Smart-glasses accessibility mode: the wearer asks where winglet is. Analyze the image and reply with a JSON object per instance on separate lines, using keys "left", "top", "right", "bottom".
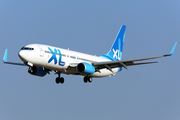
{"left": 3, "top": 49, "right": 25, "bottom": 66}
{"left": 168, "top": 42, "right": 177, "bottom": 56}
{"left": 3, "top": 49, "right": 8, "bottom": 62}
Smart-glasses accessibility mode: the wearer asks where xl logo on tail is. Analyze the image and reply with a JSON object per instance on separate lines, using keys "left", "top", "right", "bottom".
{"left": 113, "top": 49, "right": 120, "bottom": 60}
{"left": 48, "top": 47, "right": 65, "bottom": 66}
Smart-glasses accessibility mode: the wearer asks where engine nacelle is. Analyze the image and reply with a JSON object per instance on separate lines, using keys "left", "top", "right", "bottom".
{"left": 76, "top": 62, "right": 95, "bottom": 75}
{"left": 28, "top": 66, "right": 47, "bottom": 77}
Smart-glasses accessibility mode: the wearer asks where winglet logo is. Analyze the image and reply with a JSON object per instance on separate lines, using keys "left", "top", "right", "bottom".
{"left": 48, "top": 47, "right": 65, "bottom": 66}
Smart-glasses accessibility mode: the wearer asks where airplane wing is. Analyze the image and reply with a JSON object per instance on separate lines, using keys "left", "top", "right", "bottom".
{"left": 3, "top": 49, "right": 25, "bottom": 66}
{"left": 92, "top": 42, "right": 177, "bottom": 71}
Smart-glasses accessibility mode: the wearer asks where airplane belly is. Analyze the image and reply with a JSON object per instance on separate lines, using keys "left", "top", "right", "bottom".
{"left": 91, "top": 68, "right": 119, "bottom": 77}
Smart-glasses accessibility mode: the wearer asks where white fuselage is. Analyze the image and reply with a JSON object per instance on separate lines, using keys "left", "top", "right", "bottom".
{"left": 18, "top": 44, "right": 120, "bottom": 77}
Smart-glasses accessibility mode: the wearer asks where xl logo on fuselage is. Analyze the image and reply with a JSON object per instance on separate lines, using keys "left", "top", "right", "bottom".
{"left": 48, "top": 47, "right": 65, "bottom": 66}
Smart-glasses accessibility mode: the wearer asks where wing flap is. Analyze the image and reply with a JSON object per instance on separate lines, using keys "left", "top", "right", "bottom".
{"left": 125, "top": 61, "right": 159, "bottom": 66}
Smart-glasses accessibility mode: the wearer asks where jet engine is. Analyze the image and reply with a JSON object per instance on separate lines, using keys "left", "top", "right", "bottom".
{"left": 28, "top": 66, "right": 47, "bottom": 77}
{"left": 76, "top": 62, "right": 95, "bottom": 75}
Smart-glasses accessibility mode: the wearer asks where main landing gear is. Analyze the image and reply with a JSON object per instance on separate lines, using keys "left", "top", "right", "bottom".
{"left": 55, "top": 72, "right": 93, "bottom": 84}
{"left": 84, "top": 76, "right": 92, "bottom": 83}
{"left": 55, "top": 72, "right": 64, "bottom": 84}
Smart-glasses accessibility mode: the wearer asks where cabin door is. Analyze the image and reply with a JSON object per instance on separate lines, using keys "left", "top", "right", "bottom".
{"left": 38, "top": 45, "right": 44, "bottom": 57}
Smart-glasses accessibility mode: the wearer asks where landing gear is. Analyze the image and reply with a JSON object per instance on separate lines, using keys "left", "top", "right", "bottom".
{"left": 84, "top": 76, "right": 88, "bottom": 83}
{"left": 55, "top": 72, "right": 64, "bottom": 84}
{"left": 84, "top": 76, "right": 92, "bottom": 83}
{"left": 55, "top": 77, "right": 64, "bottom": 84}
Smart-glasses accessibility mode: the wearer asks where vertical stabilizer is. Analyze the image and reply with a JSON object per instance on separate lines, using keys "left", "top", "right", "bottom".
{"left": 100, "top": 25, "right": 126, "bottom": 61}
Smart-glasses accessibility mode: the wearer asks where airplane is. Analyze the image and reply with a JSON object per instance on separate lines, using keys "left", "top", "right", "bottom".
{"left": 3, "top": 25, "right": 177, "bottom": 84}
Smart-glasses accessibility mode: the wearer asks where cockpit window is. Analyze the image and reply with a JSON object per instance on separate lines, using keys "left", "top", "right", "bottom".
{"left": 21, "top": 47, "right": 34, "bottom": 50}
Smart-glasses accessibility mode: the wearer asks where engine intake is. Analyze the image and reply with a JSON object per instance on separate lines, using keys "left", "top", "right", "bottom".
{"left": 76, "top": 62, "right": 95, "bottom": 75}
{"left": 28, "top": 66, "right": 47, "bottom": 77}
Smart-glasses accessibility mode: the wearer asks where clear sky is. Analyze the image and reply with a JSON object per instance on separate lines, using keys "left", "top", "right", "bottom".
{"left": 0, "top": 0, "right": 180, "bottom": 120}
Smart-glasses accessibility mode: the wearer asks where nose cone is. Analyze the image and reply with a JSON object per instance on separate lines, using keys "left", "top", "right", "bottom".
{"left": 18, "top": 50, "right": 26, "bottom": 62}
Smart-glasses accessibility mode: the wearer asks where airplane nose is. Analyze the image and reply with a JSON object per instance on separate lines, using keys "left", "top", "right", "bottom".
{"left": 18, "top": 50, "right": 25, "bottom": 61}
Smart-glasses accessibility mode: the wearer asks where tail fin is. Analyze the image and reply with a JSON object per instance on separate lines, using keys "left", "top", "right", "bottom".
{"left": 100, "top": 25, "right": 126, "bottom": 61}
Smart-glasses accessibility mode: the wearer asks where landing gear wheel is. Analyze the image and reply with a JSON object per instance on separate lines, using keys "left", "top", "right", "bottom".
{"left": 84, "top": 76, "right": 88, "bottom": 83}
{"left": 88, "top": 77, "right": 92, "bottom": 83}
{"left": 60, "top": 77, "right": 64, "bottom": 84}
{"left": 55, "top": 72, "right": 65, "bottom": 84}
{"left": 84, "top": 76, "right": 92, "bottom": 83}
{"left": 56, "top": 77, "right": 60, "bottom": 84}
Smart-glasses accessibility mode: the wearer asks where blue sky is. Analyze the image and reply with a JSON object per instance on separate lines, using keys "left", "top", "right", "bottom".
{"left": 0, "top": 0, "right": 180, "bottom": 120}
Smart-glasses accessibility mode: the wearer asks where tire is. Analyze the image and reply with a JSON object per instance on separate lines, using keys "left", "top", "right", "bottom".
{"left": 88, "top": 77, "right": 92, "bottom": 83}
{"left": 84, "top": 76, "right": 88, "bottom": 83}
{"left": 60, "top": 77, "right": 64, "bottom": 84}
{"left": 55, "top": 77, "right": 60, "bottom": 84}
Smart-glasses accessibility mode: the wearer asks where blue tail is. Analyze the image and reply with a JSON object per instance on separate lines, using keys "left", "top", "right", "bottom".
{"left": 100, "top": 25, "right": 126, "bottom": 61}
